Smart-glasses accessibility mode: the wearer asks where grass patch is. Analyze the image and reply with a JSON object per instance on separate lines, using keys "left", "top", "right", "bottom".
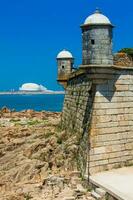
{"left": 24, "top": 193, "right": 33, "bottom": 200}
{"left": 10, "top": 119, "right": 20, "bottom": 123}
{"left": 57, "top": 137, "right": 63, "bottom": 144}
{"left": 125, "top": 162, "right": 133, "bottom": 167}
{"left": 55, "top": 122, "right": 62, "bottom": 133}
{"left": 45, "top": 131, "right": 53, "bottom": 139}
{"left": 27, "top": 120, "right": 41, "bottom": 126}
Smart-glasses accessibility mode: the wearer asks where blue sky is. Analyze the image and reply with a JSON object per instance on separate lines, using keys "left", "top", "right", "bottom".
{"left": 0, "top": 0, "right": 132, "bottom": 91}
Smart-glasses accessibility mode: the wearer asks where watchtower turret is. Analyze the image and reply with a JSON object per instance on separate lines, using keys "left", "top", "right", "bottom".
{"left": 81, "top": 9, "right": 114, "bottom": 66}
{"left": 57, "top": 49, "right": 74, "bottom": 88}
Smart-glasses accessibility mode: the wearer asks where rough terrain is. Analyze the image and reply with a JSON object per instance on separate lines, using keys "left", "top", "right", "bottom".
{"left": 114, "top": 52, "right": 133, "bottom": 66}
{"left": 0, "top": 108, "right": 95, "bottom": 200}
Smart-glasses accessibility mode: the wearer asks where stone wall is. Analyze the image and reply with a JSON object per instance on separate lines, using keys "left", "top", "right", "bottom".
{"left": 57, "top": 59, "right": 73, "bottom": 80}
{"left": 62, "top": 66, "right": 133, "bottom": 176}
{"left": 89, "top": 68, "right": 133, "bottom": 174}
{"left": 82, "top": 26, "right": 113, "bottom": 65}
{"left": 61, "top": 73, "right": 93, "bottom": 175}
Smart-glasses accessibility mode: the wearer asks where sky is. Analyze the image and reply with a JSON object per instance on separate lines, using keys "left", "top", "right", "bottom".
{"left": 0, "top": 0, "right": 132, "bottom": 91}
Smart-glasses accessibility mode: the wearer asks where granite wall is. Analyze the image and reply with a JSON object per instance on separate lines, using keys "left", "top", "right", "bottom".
{"left": 89, "top": 68, "right": 133, "bottom": 174}
{"left": 57, "top": 59, "right": 73, "bottom": 80}
{"left": 61, "top": 73, "right": 93, "bottom": 175}
{"left": 82, "top": 26, "right": 113, "bottom": 65}
{"left": 62, "top": 66, "right": 133, "bottom": 175}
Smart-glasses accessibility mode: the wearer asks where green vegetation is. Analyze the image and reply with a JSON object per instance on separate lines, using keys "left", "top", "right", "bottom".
{"left": 24, "top": 193, "right": 33, "bottom": 200}
{"left": 55, "top": 122, "right": 62, "bottom": 132}
{"left": 27, "top": 120, "right": 41, "bottom": 126}
{"left": 45, "top": 131, "right": 53, "bottom": 138}
{"left": 57, "top": 137, "right": 63, "bottom": 144}
{"left": 125, "top": 162, "right": 133, "bottom": 167}
{"left": 10, "top": 119, "right": 20, "bottom": 123}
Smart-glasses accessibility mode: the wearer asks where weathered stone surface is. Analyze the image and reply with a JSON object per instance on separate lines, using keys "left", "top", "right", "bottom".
{"left": 0, "top": 110, "right": 96, "bottom": 200}
{"left": 62, "top": 66, "right": 133, "bottom": 175}
{"left": 82, "top": 26, "right": 113, "bottom": 65}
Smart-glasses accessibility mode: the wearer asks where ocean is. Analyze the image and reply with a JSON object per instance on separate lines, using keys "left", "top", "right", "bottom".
{"left": 0, "top": 94, "right": 65, "bottom": 112}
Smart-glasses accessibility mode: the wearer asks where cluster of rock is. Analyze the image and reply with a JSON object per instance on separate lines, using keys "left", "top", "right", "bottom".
{"left": 0, "top": 109, "right": 96, "bottom": 200}
{"left": 114, "top": 52, "right": 133, "bottom": 66}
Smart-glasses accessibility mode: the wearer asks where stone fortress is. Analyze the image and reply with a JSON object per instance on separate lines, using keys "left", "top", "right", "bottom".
{"left": 56, "top": 9, "right": 133, "bottom": 176}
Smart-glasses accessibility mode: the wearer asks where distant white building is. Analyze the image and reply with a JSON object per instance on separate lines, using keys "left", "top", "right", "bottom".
{"left": 19, "top": 83, "right": 47, "bottom": 92}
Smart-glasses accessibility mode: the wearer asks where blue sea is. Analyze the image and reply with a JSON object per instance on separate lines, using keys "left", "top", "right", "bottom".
{"left": 0, "top": 94, "right": 65, "bottom": 112}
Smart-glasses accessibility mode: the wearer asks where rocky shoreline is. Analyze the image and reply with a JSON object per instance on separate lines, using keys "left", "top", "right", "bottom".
{"left": 0, "top": 108, "right": 95, "bottom": 200}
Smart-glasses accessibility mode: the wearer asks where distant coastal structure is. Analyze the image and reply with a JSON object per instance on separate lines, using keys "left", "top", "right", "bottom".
{"left": 0, "top": 82, "right": 65, "bottom": 95}
{"left": 17, "top": 83, "right": 64, "bottom": 94}
{"left": 19, "top": 83, "right": 47, "bottom": 92}
{"left": 57, "top": 9, "right": 133, "bottom": 177}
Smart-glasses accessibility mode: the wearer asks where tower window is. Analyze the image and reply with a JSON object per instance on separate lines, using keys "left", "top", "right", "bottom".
{"left": 91, "top": 39, "right": 95, "bottom": 45}
{"left": 62, "top": 65, "right": 65, "bottom": 69}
